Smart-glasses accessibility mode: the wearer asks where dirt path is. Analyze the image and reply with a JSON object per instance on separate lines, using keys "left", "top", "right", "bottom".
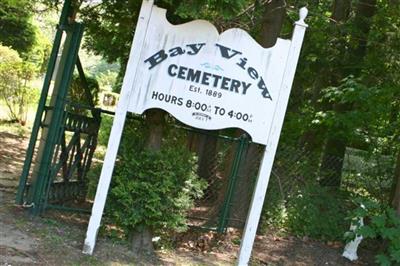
{"left": 0, "top": 131, "right": 27, "bottom": 195}
{"left": 0, "top": 131, "right": 38, "bottom": 265}
{"left": 0, "top": 130, "right": 375, "bottom": 265}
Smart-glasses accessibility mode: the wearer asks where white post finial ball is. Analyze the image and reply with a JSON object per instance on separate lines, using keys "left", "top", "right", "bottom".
{"left": 295, "top": 7, "right": 308, "bottom": 27}
{"left": 299, "top": 7, "right": 308, "bottom": 22}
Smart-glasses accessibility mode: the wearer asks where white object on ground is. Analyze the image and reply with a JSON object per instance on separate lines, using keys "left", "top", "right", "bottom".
{"left": 342, "top": 217, "right": 364, "bottom": 261}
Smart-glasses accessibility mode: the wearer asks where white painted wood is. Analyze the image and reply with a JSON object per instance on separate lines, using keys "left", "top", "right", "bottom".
{"left": 82, "top": 0, "right": 155, "bottom": 255}
{"left": 82, "top": 1, "right": 307, "bottom": 260}
{"left": 342, "top": 217, "right": 364, "bottom": 261}
{"left": 343, "top": 204, "right": 365, "bottom": 261}
{"left": 237, "top": 8, "right": 308, "bottom": 266}
{"left": 126, "top": 5, "right": 292, "bottom": 145}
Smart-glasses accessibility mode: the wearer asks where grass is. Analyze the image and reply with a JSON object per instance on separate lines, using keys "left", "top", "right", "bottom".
{"left": 0, "top": 120, "right": 31, "bottom": 137}
{"left": 0, "top": 101, "right": 35, "bottom": 137}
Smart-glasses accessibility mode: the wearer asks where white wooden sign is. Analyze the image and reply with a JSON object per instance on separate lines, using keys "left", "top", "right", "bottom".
{"left": 127, "top": 6, "right": 292, "bottom": 144}
{"left": 83, "top": 1, "right": 307, "bottom": 265}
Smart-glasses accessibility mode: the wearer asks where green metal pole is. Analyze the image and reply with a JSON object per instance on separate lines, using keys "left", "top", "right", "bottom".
{"left": 29, "top": 23, "right": 84, "bottom": 215}
{"left": 76, "top": 57, "right": 95, "bottom": 108}
{"left": 217, "top": 135, "right": 248, "bottom": 233}
{"left": 15, "top": 0, "right": 73, "bottom": 205}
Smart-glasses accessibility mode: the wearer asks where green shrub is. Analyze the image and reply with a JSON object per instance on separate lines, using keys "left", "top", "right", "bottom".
{"left": 349, "top": 199, "right": 400, "bottom": 266}
{"left": 260, "top": 198, "right": 287, "bottom": 234}
{"left": 260, "top": 177, "right": 288, "bottom": 232}
{"left": 102, "top": 120, "right": 206, "bottom": 237}
{"left": 97, "top": 114, "right": 113, "bottom": 147}
{"left": 0, "top": 44, "right": 39, "bottom": 124}
{"left": 285, "top": 185, "right": 350, "bottom": 241}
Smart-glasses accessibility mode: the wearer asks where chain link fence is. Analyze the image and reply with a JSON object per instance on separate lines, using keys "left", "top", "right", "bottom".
{"left": 267, "top": 144, "right": 395, "bottom": 205}
{"left": 184, "top": 128, "right": 396, "bottom": 233}
{"left": 20, "top": 107, "right": 393, "bottom": 233}
{"left": 185, "top": 130, "right": 258, "bottom": 232}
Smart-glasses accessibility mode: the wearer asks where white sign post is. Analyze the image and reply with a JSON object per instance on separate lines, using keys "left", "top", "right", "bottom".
{"left": 83, "top": 1, "right": 307, "bottom": 265}
{"left": 237, "top": 9, "right": 308, "bottom": 265}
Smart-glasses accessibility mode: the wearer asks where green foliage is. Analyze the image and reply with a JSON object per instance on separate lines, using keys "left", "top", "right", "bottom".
{"left": 260, "top": 198, "right": 287, "bottom": 233}
{"left": 39, "top": 0, "right": 400, "bottom": 159}
{"left": 0, "top": 1, "right": 51, "bottom": 74}
{"left": 171, "top": 0, "right": 248, "bottom": 21}
{"left": 0, "top": 45, "right": 39, "bottom": 124}
{"left": 79, "top": 0, "right": 256, "bottom": 93}
{"left": 37, "top": 1, "right": 399, "bottom": 255}
{"left": 349, "top": 199, "right": 400, "bottom": 266}
{"left": 80, "top": 0, "right": 252, "bottom": 64}
{"left": 67, "top": 74, "right": 100, "bottom": 114}
{"left": 262, "top": 180, "right": 353, "bottom": 241}
{"left": 97, "top": 114, "right": 113, "bottom": 147}
{"left": 97, "top": 70, "right": 118, "bottom": 91}
{"left": 103, "top": 120, "right": 206, "bottom": 236}
{"left": 80, "top": 0, "right": 142, "bottom": 64}
{"left": 280, "top": 1, "right": 400, "bottom": 162}
{"left": 0, "top": 43, "right": 20, "bottom": 63}
{"left": 341, "top": 148, "right": 395, "bottom": 204}
{"left": 0, "top": 0, "right": 36, "bottom": 56}
{"left": 78, "top": 49, "right": 120, "bottom": 83}
{"left": 27, "top": 26, "right": 52, "bottom": 74}
{"left": 285, "top": 185, "right": 350, "bottom": 241}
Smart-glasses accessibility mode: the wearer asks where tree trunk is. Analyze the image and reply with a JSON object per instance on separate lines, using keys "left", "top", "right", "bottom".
{"left": 130, "top": 109, "right": 165, "bottom": 254}
{"left": 331, "top": 0, "right": 351, "bottom": 22}
{"left": 130, "top": 227, "right": 154, "bottom": 256}
{"left": 145, "top": 109, "right": 164, "bottom": 150}
{"left": 320, "top": 0, "right": 376, "bottom": 188}
{"left": 299, "top": 0, "right": 351, "bottom": 154}
{"left": 260, "top": 0, "right": 286, "bottom": 48}
{"left": 351, "top": 0, "right": 377, "bottom": 61}
{"left": 225, "top": 1, "right": 286, "bottom": 227}
{"left": 317, "top": 0, "right": 351, "bottom": 187}
{"left": 196, "top": 131, "right": 219, "bottom": 199}
{"left": 186, "top": 131, "right": 198, "bottom": 151}
{"left": 186, "top": 129, "right": 219, "bottom": 200}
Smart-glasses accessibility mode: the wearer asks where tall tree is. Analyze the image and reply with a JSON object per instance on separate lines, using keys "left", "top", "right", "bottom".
{"left": 0, "top": 0, "right": 36, "bottom": 56}
{"left": 319, "top": 0, "right": 377, "bottom": 187}
{"left": 261, "top": 0, "right": 286, "bottom": 48}
{"left": 79, "top": 0, "right": 250, "bottom": 70}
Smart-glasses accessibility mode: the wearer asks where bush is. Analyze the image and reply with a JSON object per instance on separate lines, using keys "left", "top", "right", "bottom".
{"left": 285, "top": 184, "right": 351, "bottom": 241}
{"left": 102, "top": 120, "right": 206, "bottom": 237}
{"left": 0, "top": 44, "right": 39, "bottom": 124}
{"left": 349, "top": 199, "right": 400, "bottom": 266}
{"left": 97, "top": 114, "right": 113, "bottom": 147}
{"left": 260, "top": 198, "right": 287, "bottom": 234}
